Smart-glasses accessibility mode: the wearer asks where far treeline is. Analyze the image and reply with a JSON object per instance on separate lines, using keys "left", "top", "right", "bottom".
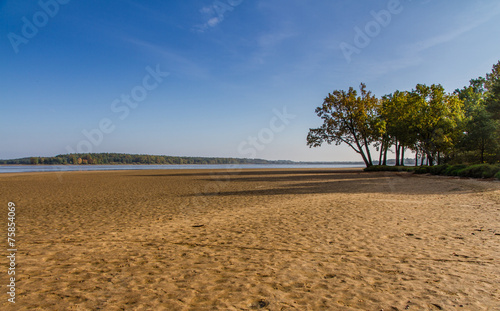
{"left": 0, "top": 153, "right": 292, "bottom": 165}
{"left": 308, "top": 60, "right": 500, "bottom": 169}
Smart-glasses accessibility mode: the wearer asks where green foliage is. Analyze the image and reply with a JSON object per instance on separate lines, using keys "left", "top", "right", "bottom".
{"left": 308, "top": 83, "right": 380, "bottom": 167}
{"left": 429, "top": 164, "right": 449, "bottom": 175}
{"left": 413, "top": 166, "right": 430, "bottom": 174}
{"left": 444, "top": 164, "right": 468, "bottom": 176}
{"left": 310, "top": 61, "right": 499, "bottom": 167}
{"left": 365, "top": 163, "right": 500, "bottom": 180}
{"left": 0, "top": 153, "right": 293, "bottom": 166}
{"left": 457, "top": 164, "right": 500, "bottom": 179}
{"left": 407, "top": 84, "right": 464, "bottom": 165}
{"left": 364, "top": 165, "right": 414, "bottom": 172}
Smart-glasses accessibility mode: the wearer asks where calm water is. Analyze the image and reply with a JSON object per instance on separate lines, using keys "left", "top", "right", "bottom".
{"left": 0, "top": 164, "right": 365, "bottom": 174}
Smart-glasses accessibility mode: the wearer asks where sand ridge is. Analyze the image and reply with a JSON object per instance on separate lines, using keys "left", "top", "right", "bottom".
{"left": 0, "top": 169, "right": 499, "bottom": 310}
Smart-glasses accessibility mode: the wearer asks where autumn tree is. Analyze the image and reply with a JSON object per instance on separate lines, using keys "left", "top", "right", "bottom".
{"left": 380, "top": 90, "right": 418, "bottom": 166}
{"left": 408, "top": 84, "right": 464, "bottom": 165}
{"left": 307, "top": 83, "right": 380, "bottom": 167}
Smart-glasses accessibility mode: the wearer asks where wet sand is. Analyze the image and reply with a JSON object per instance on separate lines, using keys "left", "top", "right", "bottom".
{"left": 0, "top": 168, "right": 499, "bottom": 310}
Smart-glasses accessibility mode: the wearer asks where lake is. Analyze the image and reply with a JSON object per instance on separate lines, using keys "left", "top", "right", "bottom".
{"left": 0, "top": 164, "right": 365, "bottom": 174}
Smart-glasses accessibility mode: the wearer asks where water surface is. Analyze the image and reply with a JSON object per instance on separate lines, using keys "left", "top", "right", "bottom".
{"left": 0, "top": 164, "right": 365, "bottom": 174}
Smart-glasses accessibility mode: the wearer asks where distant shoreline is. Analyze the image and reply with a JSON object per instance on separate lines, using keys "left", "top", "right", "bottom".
{"left": 0, "top": 163, "right": 367, "bottom": 174}
{"left": 0, "top": 162, "right": 366, "bottom": 166}
{"left": 0, "top": 153, "right": 412, "bottom": 166}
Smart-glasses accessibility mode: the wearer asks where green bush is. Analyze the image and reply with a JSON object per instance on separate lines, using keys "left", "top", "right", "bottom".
{"left": 458, "top": 164, "right": 500, "bottom": 178}
{"left": 481, "top": 164, "right": 500, "bottom": 178}
{"left": 364, "top": 163, "right": 500, "bottom": 180}
{"left": 414, "top": 166, "right": 431, "bottom": 174}
{"left": 364, "top": 165, "right": 415, "bottom": 172}
{"left": 444, "top": 164, "right": 468, "bottom": 176}
{"left": 429, "top": 164, "right": 449, "bottom": 175}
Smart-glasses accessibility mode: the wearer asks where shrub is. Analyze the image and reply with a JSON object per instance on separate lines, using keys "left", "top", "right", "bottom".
{"left": 429, "top": 164, "right": 449, "bottom": 175}
{"left": 414, "top": 166, "right": 431, "bottom": 174}
{"left": 364, "top": 165, "right": 415, "bottom": 172}
{"left": 457, "top": 164, "right": 500, "bottom": 178}
{"left": 444, "top": 164, "right": 468, "bottom": 176}
{"left": 457, "top": 164, "right": 483, "bottom": 178}
{"left": 480, "top": 164, "right": 500, "bottom": 178}
{"left": 364, "top": 163, "right": 500, "bottom": 180}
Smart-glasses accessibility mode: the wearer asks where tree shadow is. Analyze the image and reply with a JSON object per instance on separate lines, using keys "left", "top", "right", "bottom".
{"left": 133, "top": 169, "right": 363, "bottom": 178}
{"left": 130, "top": 169, "right": 475, "bottom": 196}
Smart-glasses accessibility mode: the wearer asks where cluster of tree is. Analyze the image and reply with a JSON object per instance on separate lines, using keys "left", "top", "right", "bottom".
{"left": 0, "top": 153, "right": 293, "bottom": 165}
{"left": 307, "top": 61, "right": 500, "bottom": 167}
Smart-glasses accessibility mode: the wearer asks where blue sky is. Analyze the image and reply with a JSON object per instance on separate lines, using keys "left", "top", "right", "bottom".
{"left": 1, "top": 0, "right": 499, "bottom": 161}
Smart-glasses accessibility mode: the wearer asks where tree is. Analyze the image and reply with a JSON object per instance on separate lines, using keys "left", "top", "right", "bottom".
{"left": 486, "top": 73, "right": 500, "bottom": 120}
{"left": 485, "top": 60, "right": 500, "bottom": 92}
{"left": 380, "top": 90, "right": 418, "bottom": 166}
{"left": 455, "top": 78, "right": 498, "bottom": 163}
{"left": 409, "top": 84, "right": 464, "bottom": 165}
{"left": 307, "top": 83, "right": 380, "bottom": 167}
{"left": 463, "top": 106, "right": 498, "bottom": 163}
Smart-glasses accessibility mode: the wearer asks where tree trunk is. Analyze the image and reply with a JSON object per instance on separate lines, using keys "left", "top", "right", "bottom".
{"left": 427, "top": 153, "right": 434, "bottom": 166}
{"left": 383, "top": 145, "right": 388, "bottom": 166}
{"left": 353, "top": 136, "right": 370, "bottom": 167}
{"left": 378, "top": 141, "right": 384, "bottom": 165}
{"left": 480, "top": 138, "right": 485, "bottom": 163}
{"left": 401, "top": 148, "right": 405, "bottom": 166}
{"left": 415, "top": 152, "right": 418, "bottom": 167}
{"left": 359, "top": 151, "right": 370, "bottom": 167}
{"left": 363, "top": 137, "right": 373, "bottom": 167}
{"left": 421, "top": 154, "right": 425, "bottom": 166}
{"left": 395, "top": 141, "right": 400, "bottom": 166}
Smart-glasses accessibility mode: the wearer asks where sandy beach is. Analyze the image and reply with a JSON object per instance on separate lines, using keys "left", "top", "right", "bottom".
{"left": 0, "top": 168, "right": 499, "bottom": 310}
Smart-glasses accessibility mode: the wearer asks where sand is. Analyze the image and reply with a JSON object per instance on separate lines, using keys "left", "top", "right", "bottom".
{"left": 0, "top": 168, "right": 499, "bottom": 310}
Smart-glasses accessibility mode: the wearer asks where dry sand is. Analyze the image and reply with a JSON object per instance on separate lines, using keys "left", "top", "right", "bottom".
{"left": 0, "top": 168, "right": 499, "bottom": 310}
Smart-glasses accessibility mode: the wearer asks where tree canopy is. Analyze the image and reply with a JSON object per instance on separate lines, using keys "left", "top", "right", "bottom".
{"left": 308, "top": 61, "right": 500, "bottom": 167}
{"left": 307, "top": 83, "right": 379, "bottom": 167}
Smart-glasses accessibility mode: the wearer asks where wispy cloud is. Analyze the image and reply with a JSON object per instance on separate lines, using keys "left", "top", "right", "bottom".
{"left": 122, "top": 37, "right": 210, "bottom": 80}
{"left": 362, "top": 2, "right": 500, "bottom": 78}
{"left": 408, "top": 2, "right": 500, "bottom": 53}
{"left": 193, "top": 1, "right": 244, "bottom": 33}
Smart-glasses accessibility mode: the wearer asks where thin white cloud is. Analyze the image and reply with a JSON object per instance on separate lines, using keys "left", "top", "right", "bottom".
{"left": 362, "top": 2, "right": 500, "bottom": 77}
{"left": 246, "top": 29, "right": 298, "bottom": 66}
{"left": 122, "top": 37, "right": 210, "bottom": 80}
{"left": 200, "top": 6, "right": 214, "bottom": 15}
{"left": 409, "top": 3, "right": 500, "bottom": 53}
{"left": 207, "top": 17, "right": 222, "bottom": 27}
{"left": 258, "top": 31, "right": 297, "bottom": 48}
